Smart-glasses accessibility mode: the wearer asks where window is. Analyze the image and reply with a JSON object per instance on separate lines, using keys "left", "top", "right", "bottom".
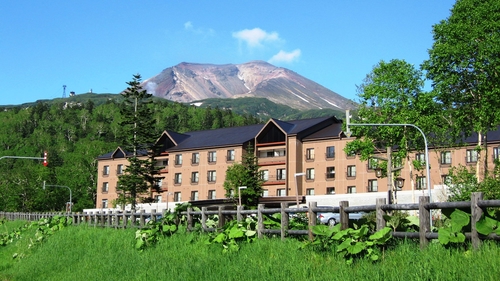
{"left": 326, "top": 146, "right": 335, "bottom": 159}
{"left": 208, "top": 151, "right": 217, "bottom": 163}
{"left": 494, "top": 147, "right": 500, "bottom": 160}
{"left": 326, "top": 187, "right": 335, "bottom": 195}
{"left": 441, "top": 175, "right": 451, "bottom": 185}
{"left": 416, "top": 152, "right": 426, "bottom": 162}
{"left": 207, "top": 170, "right": 216, "bottom": 182}
{"left": 174, "top": 173, "right": 182, "bottom": 184}
{"left": 101, "top": 199, "right": 108, "bottom": 209}
{"left": 306, "top": 148, "right": 315, "bottom": 160}
{"left": 368, "top": 158, "right": 378, "bottom": 170}
{"left": 368, "top": 180, "right": 378, "bottom": 192}
{"left": 208, "top": 190, "right": 216, "bottom": 199}
{"left": 175, "top": 154, "right": 183, "bottom": 165}
{"left": 346, "top": 150, "right": 356, "bottom": 158}
{"left": 259, "top": 149, "right": 285, "bottom": 158}
{"left": 306, "top": 168, "right": 315, "bottom": 180}
{"left": 117, "top": 164, "right": 124, "bottom": 175}
{"left": 227, "top": 149, "right": 235, "bottom": 161}
{"left": 103, "top": 165, "right": 110, "bottom": 176}
{"left": 262, "top": 190, "right": 269, "bottom": 197}
{"left": 102, "top": 182, "right": 109, "bottom": 193}
{"left": 277, "top": 189, "right": 286, "bottom": 196}
{"left": 466, "top": 149, "right": 478, "bottom": 163}
{"left": 191, "top": 191, "right": 199, "bottom": 201}
{"left": 276, "top": 168, "right": 286, "bottom": 180}
{"left": 306, "top": 188, "right": 315, "bottom": 195}
{"left": 174, "top": 192, "right": 181, "bottom": 202}
{"left": 441, "top": 151, "right": 452, "bottom": 165}
{"left": 416, "top": 176, "right": 426, "bottom": 190}
{"left": 347, "top": 186, "right": 357, "bottom": 194}
{"left": 347, "top": 165, "right": 356, "bottom": 177}
{"left": 260, "top": 170, "right": 269, "bottom": 181}
{"left": 156, "top": 178, "right": 163, "bottom": 188}
{"left": 191, "top": 172, "right": 199, "bottom": 183}
{"left": 154, "top": 195, "right": 162, "bottom": 203}
{"left": 191, "top": 153, "right": 200, "bottom": 164}
{"left": 326, "top": 167, "right": 335, "bottom": 179}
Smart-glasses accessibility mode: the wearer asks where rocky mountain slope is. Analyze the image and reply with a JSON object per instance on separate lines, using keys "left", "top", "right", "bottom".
{"left": 142, "top": 61, "right": 356, "bottom": 111}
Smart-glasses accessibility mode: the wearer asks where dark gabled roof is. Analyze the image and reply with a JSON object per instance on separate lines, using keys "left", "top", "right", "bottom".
{"left": 97, "top": 146, "right": 148, "bottom": 160}
{"left": 302, "top": 122, "right": 344, "bottom": 140}
{"left": 164, "top": 130, "right": 190, "bottom": 145}
{"left": 168, "top": 123, "right": 264, "bottom": 151}
{"left": 462, "top": 126, "right": 500, "bottom": 145}
{"left": 274, "top": 116, "right": 334, "bottom": 135}
{"left": 97, "top": 116, "right": 343, "bottom": 158}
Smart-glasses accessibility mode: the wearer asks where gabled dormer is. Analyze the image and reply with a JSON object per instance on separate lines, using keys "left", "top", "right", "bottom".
{"left": 156, "top": 130, "right": 190, "bottom": 154}
{"left": 256, "top": 118, "right": 292, "bottom": 145}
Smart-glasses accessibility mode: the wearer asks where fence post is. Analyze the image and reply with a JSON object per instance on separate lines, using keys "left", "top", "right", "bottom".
{"left": 187, "top": 207, "right": 193, "bottom": 232}
{"left": 151, "top": 209, "right": 157, "bottom": 223}
{"left": 218, "top": 206, "right": 225, "bottom": 228}
{"left": 471, "top": 192, "right": 483, "bottom": 250}
{"left": 419, "top": 196, "right": 430, "bottom": 249}
{"left": 237, "top": 205, "right": 243, "bottom": 222}
{"left": 139, "top": 210, "right": 145, "bottom": 227}
{"left": 257, "top": 204, "right": 264, "bottom": 239}
{"left": 122, "top": 211, "right": 128, "bottom": 228}
{"left": 201, "top": 207, "right": 208, "bottom": 231}
{"left": 339, "top": 201, "right": 349, "bottom": 230}
{"left": 376, "top": 198, "right": 386, "bottom": 231}
{"left": 308, "top": 202, "right": 317, "bottom": 241}
{"left": 281, "top": 202, "right": 289, "bottom": 241}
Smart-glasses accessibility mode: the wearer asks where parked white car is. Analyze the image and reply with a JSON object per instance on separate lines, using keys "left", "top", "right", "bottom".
{"left": 317, "top": 209, "right": 366, "bottom": 226}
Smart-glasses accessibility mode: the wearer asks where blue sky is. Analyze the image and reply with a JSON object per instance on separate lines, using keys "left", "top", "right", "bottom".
{"left": 1, "top": 1, "right": 456, "bottom": 106}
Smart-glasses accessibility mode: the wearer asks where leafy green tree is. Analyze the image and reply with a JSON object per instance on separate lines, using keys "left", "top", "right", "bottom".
{"left": 422, "top": 0, "right": 500, "bottom": 182}
{"left": 117, "top": 74, "right": 163, "bottom": 210}
{"left": 224, "top": 144, "right": 263, "bottom": 207}
{"left": 345, "top": 59, "right": 444, "bottom": 193}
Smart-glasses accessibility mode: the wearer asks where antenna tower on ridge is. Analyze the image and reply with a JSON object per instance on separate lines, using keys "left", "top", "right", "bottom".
{"left": 63, "top": 85, "right": 67, "bottom": 98}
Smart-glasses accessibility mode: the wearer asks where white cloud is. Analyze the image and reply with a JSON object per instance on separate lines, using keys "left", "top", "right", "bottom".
{"left": 183, "top": 21, "right": 215, "bottom": 36}
{"left": 232, "top": 28, "right": 280, "bottom": 48}
{"left": 184, "top": 21, "right": 193, "bottom": 30}
{"left": 268, "top": 49, "right": 301, "bottom": 64}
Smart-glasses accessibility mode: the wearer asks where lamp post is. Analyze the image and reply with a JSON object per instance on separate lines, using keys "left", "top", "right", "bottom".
{"left": 346, "top": 109, "right": 432, "bottom": 228}
{"left": 238, "top": 186, "right": 247, "bottom": 207}
{"left": 43, "top": 181, "right": 72, "bottom": 213}
{"left": 294, "top": 172, "right": 305, "bottom": 208}
{"left": 166, "top": 192, "right": 173, "bottom": 212}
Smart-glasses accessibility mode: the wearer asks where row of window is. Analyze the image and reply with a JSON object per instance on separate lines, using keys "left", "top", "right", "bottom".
{"left": 174, "top": 150, "right": 235, "bottom": 166}
{"left": 305, "top": 146, "right": 338, "bottom": 160}
{"left": 174, "top": 171, "right": 217, "bottom": 185}
{"left": 102, "top": 164, "right": 124, "bottom": 176}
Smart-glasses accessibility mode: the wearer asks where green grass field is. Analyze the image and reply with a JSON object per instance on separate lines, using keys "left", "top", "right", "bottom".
{"left": 1, "top": 220, "right": 500, "bottom": 281}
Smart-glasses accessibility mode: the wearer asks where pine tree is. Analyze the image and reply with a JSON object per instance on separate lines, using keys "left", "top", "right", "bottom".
{"left": 223, "top": 144, "right": 263, "bottom": 207}
{"left": 117, "top": 74, "right": 163, "bottom": 210}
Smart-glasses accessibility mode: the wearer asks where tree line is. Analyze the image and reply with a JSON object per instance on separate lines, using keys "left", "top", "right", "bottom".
{"left": 0, "top": 93, "right": 260, "bottom": 212}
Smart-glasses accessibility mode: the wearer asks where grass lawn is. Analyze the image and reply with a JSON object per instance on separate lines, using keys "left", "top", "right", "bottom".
{"left": 1, "top": 223, "right": 500, "bottom": 281}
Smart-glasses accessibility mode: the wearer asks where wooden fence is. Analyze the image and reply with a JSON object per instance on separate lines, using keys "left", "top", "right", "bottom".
{"left": 2, "top": 192, "right": 500, "bottom": 249}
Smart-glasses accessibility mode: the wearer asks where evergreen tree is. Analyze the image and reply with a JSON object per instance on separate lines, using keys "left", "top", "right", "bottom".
{"left": 223, "top": 144, "right": 263, "bottom": 207}
{"left": 117, "top": 74, "right": 163, "bottom": 210}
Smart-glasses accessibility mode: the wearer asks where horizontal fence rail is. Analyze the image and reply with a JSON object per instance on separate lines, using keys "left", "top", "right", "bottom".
{"left": 2, "top": 192, "right": 500, "bottom": 249}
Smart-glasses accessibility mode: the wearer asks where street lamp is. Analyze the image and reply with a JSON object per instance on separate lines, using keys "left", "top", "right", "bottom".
{"left": 43, "top": 181, "right": 72, "bottom": 213}
{"left": 294, "top": 172, "right": 305, "bottom": 208}
{"left": 166, "top": 192, "right": 173, "bottom": 212}
{"left": 238, "top": 186, "right": 247, "bottom": 207}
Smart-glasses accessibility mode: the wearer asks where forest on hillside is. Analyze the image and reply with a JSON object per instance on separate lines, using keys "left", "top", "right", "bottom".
{"left": 0, "top": 99, "right": 260, "bottom": 212}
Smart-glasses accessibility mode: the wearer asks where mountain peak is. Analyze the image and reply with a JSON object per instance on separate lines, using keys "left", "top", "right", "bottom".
{"left": 142, "top": 61, "right": 355, "bottom": 110}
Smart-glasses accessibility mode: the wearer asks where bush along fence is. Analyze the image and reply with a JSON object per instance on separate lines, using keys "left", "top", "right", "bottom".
{"left": 2, "top": 192, "right": 500, "bottom": 250}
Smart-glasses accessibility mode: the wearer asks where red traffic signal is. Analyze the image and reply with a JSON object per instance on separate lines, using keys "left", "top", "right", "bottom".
{"left": 43, "top": 151, "right": 48, "bottom": 167}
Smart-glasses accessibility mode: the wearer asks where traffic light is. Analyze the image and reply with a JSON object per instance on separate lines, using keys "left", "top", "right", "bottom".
{"left": 43, "top": 151, "right": 48, "bottom": 167}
